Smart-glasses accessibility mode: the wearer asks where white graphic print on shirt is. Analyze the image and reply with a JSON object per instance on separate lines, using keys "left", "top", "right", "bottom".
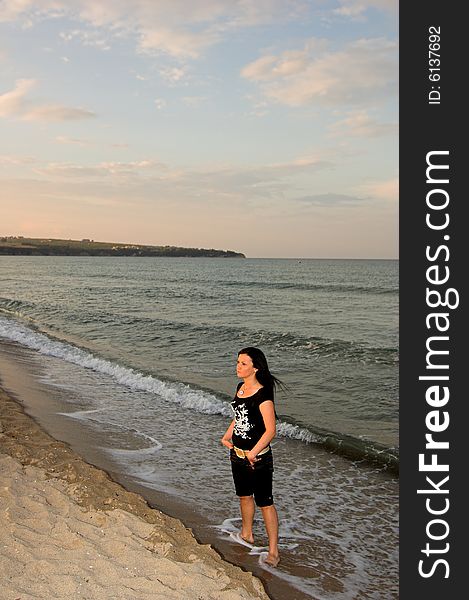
{"left": 233, "top": 403, "right": 253, "bottom": 439}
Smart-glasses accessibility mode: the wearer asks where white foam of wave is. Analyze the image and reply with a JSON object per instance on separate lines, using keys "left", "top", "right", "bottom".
{"left": 57, "top": 407, "right": 164, "bottom": 454}
{"left": 56, "top": 409, "right": 104, "bottom": 420}
{"left": 276, "top": 421, "right": 323, "bottom": 444}
{"left": 217, "top": 518, "right": 268, "bottom": 552}
{"left": 0, "top": 315, "right": 324, "bottom": 447}
{"left": 132, "top": 430, "right": 162, "bottom": 448}
{"left": 115, "top": 463, "right": 183, "bottom": 497}
{"left": 216, "top": 518, "right": 300, "bottom": 553}
{"left": 103, "top": 444, "right": 162, "bottom": 457}
{"left": 0, "top": 315, "right": 232, "bottom": 417}
{"left": 101, "top": 428, "right": 163, "bottom": 455}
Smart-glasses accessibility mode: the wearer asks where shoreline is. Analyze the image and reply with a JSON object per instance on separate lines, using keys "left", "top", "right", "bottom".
{"left": 0, "top": 385, "right": 269, "bottom": 599}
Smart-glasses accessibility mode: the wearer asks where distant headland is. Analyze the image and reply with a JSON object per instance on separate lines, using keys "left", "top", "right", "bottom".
{"left": 0, "top": 237, "right": 245, "bottom": 258}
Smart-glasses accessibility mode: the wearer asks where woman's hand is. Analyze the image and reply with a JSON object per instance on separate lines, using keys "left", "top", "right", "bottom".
{"left": 221, "top": 437, "right": 234, "bottom": 449}
{"left": 245, "top": 450, "right": 259, "bottom": 467}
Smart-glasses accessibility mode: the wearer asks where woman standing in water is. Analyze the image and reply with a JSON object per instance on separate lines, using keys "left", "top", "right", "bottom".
{"left": 221, "top": 347, "right": 282, "bottom": 567}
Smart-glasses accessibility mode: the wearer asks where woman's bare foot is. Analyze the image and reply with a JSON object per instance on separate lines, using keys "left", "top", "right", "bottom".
{"left": 264, "top": 553, "right": 280, "bottom": 567}
{"left": 240, "top": 532, "right": 254, "bottom": 544}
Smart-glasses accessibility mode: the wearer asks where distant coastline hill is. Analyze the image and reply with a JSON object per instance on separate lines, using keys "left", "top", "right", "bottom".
{"left": 0, "top": 237, "right": 245, "bottom": 258}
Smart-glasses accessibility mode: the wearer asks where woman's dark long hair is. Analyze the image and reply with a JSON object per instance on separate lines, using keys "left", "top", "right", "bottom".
{"left": 238, "top": 347, "right": 285, "bottom": 399}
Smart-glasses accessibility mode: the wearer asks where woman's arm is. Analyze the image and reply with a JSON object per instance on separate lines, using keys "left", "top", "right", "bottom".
{"left": 246, "top": 400, "right": 276, "bottom": 464}
{"left": 221, "top": 419, "right": 235, "bottom": 449}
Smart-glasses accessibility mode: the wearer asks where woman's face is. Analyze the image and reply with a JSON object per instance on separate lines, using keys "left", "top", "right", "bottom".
{"left": 236, "top": 353, "right": 257, "bottom": 379}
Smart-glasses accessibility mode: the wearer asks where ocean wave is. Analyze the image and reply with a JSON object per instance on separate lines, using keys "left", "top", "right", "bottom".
{"left": 0, "top": 296, "right": 36, "bottom": 317}
{"left": 222, "top": 280, "right": 398, "bottom": 295}
{"left": 0, "top": 295, "right": 398, "bottom": 366}
{"left": 277, "top": 420, "right": 398, "bottom": 473}
{"left": 0, "top": 314, "right": 232, "bottom": 418}
{"left": 0, "top": 314, "right": 398, "bottom": 472}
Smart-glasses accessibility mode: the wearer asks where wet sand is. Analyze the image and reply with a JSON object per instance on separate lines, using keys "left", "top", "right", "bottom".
{"left": 0, "top": 386, "right": 270, "bottom": 600}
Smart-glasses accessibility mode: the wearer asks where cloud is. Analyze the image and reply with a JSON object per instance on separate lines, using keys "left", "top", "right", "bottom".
{"left": 158, "top": 65, "right": 189, "bottom": 85}
{"left": 0, "top": 0, "right": 305, "bottom": 60}
{"left": 0, "top": 79, "right": 96, "bottom": 121}
{"left": 139, "top": 26, "right": 218, "bottom": 59}
{"left": 36, "top": 159, "right": 168, "bottom": 180}
{"left": 0, "top": 154, "right": 38, "bottom": 167}
{"left": 333, "top": 0, "right": 397, "bottom": 18}
{"left": 10, "top": 153, "right": 333, "bottom": 211}
{"left": 359, "top": 177, "right": 398, "bottom": 202}
{"left": 55, "top": 136, "right": 91, "bottom": 146}
{"left": 0, "top": 0, "right": 35, "bottom": 23}
{"left": 329, "top": 110, "right": 397, "bottom": 138}
{"left": 35, "top": 154, "right": 329, "bottom": 180}
{"left": 241, "top": 37, "right": 397, "bottom": 108}
{"left": 241, "top": 55, "right": 278, "bottom": 80}
{"left": 182, "top": 96, "right": 207, "bottom": 107}
{"left": 55, "top": 136, "right": 131, "bottom": 149}
{"left": 0, "top": 78, "right": 36, "bottom": 117}
{"left": 295, "top": 192, "right": 365, "bottom": 206}
{"left": 24, "top": 154, "right": 333, "bottom": 211}
{"left": 185, "top": 156, "right": 333, "bottom": 200}
{"left": 59, "top": 29, "right": 111, "bottom": 51}
{"left": 22, "top": 105, "right": 96, "bottom": 121}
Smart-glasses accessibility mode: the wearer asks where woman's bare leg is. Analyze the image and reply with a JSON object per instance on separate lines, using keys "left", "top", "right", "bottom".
{"left": 260, "top": 504, "right": 279, "bottom": 566}
{"left": 239, "top": 496, "right": 255, "bottom": 543}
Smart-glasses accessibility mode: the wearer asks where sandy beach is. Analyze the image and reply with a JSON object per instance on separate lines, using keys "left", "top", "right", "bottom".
{"left": 0, "top": 387, "right": 270, "bottom": 600}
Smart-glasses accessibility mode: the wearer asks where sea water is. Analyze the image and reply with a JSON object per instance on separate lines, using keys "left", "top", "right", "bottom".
{"left": 0, "top": 256, "right": 398, "bottom": 599}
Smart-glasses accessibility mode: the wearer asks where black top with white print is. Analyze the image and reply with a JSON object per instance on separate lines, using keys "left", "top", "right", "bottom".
{"left": 231, "top": 384, "right": 271, "bottom": 450}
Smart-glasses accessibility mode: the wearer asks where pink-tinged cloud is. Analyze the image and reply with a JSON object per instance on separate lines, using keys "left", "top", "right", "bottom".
{"left": 1, "top": 79, "right": 96, "bottom": 121}
{"left": 1, "top": 0, "right": 304, "bottom": 60}
{"left": 242, "top": 37, "right": 397, "bottom": 108}
{"left": 22, "top": 105, "right": 96, "bottom": 121}
{"left": 359, "top": 178, "right": 398, "bottom": 202}
{"left": 0, "top": 78, "right": 36, "bottom": 117}
{"left": 330, "top": 110, "right": 397, "bottom": 138}
{"left": 334, "top": 0, "right": 397, "bottom": 18}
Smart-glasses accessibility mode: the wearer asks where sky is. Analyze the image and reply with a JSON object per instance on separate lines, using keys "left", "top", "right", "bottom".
{"left": 0, "top": 0, "right": 398, "bottom": 258}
